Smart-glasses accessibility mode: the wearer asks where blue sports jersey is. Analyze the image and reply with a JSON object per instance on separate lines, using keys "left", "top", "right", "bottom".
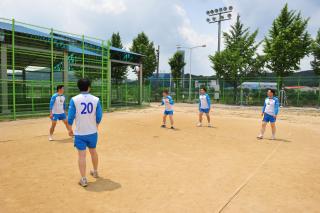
{"left": 199, "top": 93, "right": 211, "bottom": 110}
{"left": 50, "top": 93, "right": 66, "bottom": 114}
{"left": 68, "top": 92, "right": 103, "bottom": 136}
{"left": 262, "top": 97, "right": 279, "bottom": 116}
{"left": 161, "top": 96, "right": 174, "bottom": 111}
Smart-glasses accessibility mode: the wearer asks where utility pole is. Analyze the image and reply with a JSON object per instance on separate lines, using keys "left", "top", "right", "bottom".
{"left": 206, "top": 6, "right": 233, "bottom": 101}
{"left": 206, "top": 6, "right": 233, "bottom": 53}
{"left": 155, "top": 45, "right": 160, "bottom": 100}
{"left": 177, "top": 44, "right": 206, "bottom": 102}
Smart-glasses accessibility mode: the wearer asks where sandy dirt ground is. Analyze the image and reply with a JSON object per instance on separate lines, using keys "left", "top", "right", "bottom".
{"left": 0, "top": 103, "right": 320, "bottom": 213}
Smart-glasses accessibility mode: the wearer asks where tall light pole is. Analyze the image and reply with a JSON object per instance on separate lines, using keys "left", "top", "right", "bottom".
{"left": 206, "top": 6, "right": 233, "bottom": 53}
{"left": 177, "top": 44, "right": 206, "bottom": 102}
{"left": 206, "top": 6, "right": 233, "bottom": 102}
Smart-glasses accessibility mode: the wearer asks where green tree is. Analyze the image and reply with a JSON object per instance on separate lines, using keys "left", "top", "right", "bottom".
{"left": 264, "top": 3, "right": 312, "bottom": 88}
{"left": 130, "top": 32, "right": 157, "bottom": 79}
{"left": 111, "top": 32, "right": 127, "bottom": 83}
{"left": 311, "top": 29, "right": 320, "bottom": 75}
{"left": 168, "top": 51, "right": 186, "bottom": 100}
{"left": 209, "top": 15, "right": 261, "bottom": 103}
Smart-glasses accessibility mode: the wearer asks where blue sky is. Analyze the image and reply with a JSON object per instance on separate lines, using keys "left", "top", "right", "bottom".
{"left": 1, "top": 0, "right": 320, "bottom": 78}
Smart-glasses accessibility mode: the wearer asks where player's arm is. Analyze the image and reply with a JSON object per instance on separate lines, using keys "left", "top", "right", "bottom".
{"left": 49, "top": 94, "right": 57, "bottom": 118}
{"left": 261, "top": 99, "right": 266, "bottom": 116}
{"left": 206, "top": 94, "right": 211, "bottom": 109}
{"left": 169, "top": 96, "right": 174, "bottom": 105}
{"left": 274, "top": 98, "right": 280, "bottom": 118}
{"left": 63, "top": 96, "right": 67, "bottom": 114}
{"left": 67, "top": 99, "right": 76, "bottom": 136}
{"left": 96, "top": 100, "right": 103, "bottom": 127}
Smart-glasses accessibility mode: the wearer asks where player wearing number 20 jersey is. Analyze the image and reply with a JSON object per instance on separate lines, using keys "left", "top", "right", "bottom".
{"left": 68, "top": 92, "right": 103, "bottom": 150}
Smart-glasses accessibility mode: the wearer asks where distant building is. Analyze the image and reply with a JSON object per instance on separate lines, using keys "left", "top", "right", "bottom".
{"left": 239, "top": 82, "right": 277, "bottom": 90}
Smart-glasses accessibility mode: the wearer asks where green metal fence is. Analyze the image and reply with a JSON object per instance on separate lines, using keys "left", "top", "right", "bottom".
{"left": 148, "top": 76, "right": 320, "bottom": 107}
{"left": 0, "top": 18, "right": 145, "bottom": 120}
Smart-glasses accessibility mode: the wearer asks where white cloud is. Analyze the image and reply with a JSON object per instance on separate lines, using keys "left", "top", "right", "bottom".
{"left": 72, "top": 0, "right": 127, "bottom": 15}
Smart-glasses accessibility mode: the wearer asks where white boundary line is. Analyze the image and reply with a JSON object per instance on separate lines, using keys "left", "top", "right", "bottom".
{"left": 217, "top": 141, "right": 282, "bottom": 213}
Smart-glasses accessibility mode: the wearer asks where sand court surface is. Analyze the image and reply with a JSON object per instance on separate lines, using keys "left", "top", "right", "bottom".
{"left": 0, "top": 104, "right": 320, "bottom": 213}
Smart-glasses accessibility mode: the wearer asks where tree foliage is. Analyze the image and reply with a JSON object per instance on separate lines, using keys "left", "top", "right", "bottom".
{"left": 209, "top": 15, "right": 262, "bottom": 103}
{"left": 311, "top": 29, "right": 320, "bottom": 75}
{"left": 264, "top": 3, "right": 312, "bottom": 81}
{"left": 130, "top": 32, "right": 157, "bottom": 79}
{"left": 111, "top": 32, "right": 127, "bottom": 83}
{"left": 168, "top": 51, "right": 186, "bottom": 80}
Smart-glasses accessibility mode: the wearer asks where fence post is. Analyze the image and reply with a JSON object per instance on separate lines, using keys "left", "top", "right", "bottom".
{"left": 82, "top": 35, "right": 85, "bottom": 78}
{"left": 31, "top": 81, "right": 35, "bottom": 113}
{"left": 50, "top": 28, "right": 54, "bottom": 95}
{"left": 12, "top": 19, "right": 16, "bottom": 120}
{"left": 297, "top": 77, "right": 300, "bottom": 106}
{"left": 101, "top": 40, "right": 104, "bottom": 109}
{"left": 106, "top": 40, "right": 111, "bottom": 110}
{"left": 318, "top": 79, "right": 320, "bottom": 108}
{"left": 149, "top": 81, "right": 151, "bottom": 103}
{"left": 125, "top": 80, "right": 128, "bottom": 106}
{"left": 222, "top": 79, "right": 225, "bottom": 104}
{"left": 258, "top": 77, "right": 261, "bottom": 105}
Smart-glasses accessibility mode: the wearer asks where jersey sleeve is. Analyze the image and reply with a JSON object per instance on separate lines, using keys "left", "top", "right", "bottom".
{"left": 274, "top": 98, "right": 280, "bottom": 115}
{"left": 161, "top": 99, "right": 164, "bottom": 105}
{"left": 262, "top": 99, "right": 266, "bottom": 113}
{"left": 63, "top": 95, "right": 67, "bottom": 110}
{"left": 67, "top": 98, "right": 76, "bottom": 125}
{"left": 96, "top": 100, "right": 103, "bottom": 124}
{"left": 206, "top": 94, "right": 211, "bottom": 108}
{"left": 49, "top": 94, "right": 57, "bottom": 111}
{"left": 168, "top": 96, "right": 174, "bottom": 105}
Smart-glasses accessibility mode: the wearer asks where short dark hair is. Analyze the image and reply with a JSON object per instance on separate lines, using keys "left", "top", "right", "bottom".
{"left": 200, "top": 87, "right": 207, "bottom": 92}
{"left": 267, "top": 88, "right": 276, "bottom": 95}
{"left": 162, "top": 89, "right": 169, "bottom": 95}
{"left": 56, "top": 85, "right": 64, "bottom": 91}
{"left": 77, "top": 78, "right": 91, "bottom": 92}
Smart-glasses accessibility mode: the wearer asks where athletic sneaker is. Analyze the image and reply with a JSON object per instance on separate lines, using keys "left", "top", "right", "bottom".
{"left": 170, "top": 126, "right": 175, "bottom": 129}
{"left": 79, "top": 177, "right": 88, "bottom": 187}
{"left": 271, "top": 136, "right": 276, "bottom": 140}
{"left": 197, "top": 123, "right": 202, "bottom": 127}
{"left": 49, "top": 135, "right": 53, "bottom": 141}
{"left": 208, "top": 123, "right": 212, "bottom": 128}
{"left": 257, "top": 135, "right": 263, "bottom": 140}
{"left": 90, "top": 170, "right": 99, "bottom": 178}
{"left": 161, "top": 124, "right": 166, "bottom": 128}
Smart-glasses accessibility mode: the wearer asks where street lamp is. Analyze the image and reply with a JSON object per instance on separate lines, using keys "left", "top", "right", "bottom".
{"left": 176, "top": 44, "right": 206, "bottom": 102}
{"left": 206, "top": 6, "right": 233, "bottom": 52}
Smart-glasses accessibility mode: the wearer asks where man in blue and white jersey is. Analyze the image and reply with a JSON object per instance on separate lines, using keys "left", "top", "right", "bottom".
{"left": 257, "top": 89, "right": 280, "bottom": 140}
{"left": 197, "top": 87, "right": 212, "bottom": 127}
{"left": 68, "top": 78, "right": 103, "bottom": 187}
{"left": 160, "top": 90, "right": 175, "bottom": 129}
{"left": 49, "top": 85, "right": 69, "bottom": 141}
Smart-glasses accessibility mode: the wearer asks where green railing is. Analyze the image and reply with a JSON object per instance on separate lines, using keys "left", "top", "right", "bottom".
{"left": 148, "top": 76, "right": 320, "bottom": 107}
{"left": 0, "top": 18, "right": 144, "bottom": 120}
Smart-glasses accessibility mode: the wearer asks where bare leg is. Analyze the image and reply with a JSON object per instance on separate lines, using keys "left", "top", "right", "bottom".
{"left": 162, "top": 115, "right": 167, "bottom": 125}
{"left": 258, "top": 122, "right": 267, "bottom": 138}
{"left": 89, "top": 148, "right": 98, "bottom": 171}
{"left": 50, "top": 121, "right": 57, "bottom": 136}
{"left": 206, "top": 113, "right": 211, "bottom": 123}
{"left": 199, "top": 112, "right": 203, "bottom": 123}
{"left": 62, "top": 119, "right": 69, "bottom": 133}
{"left": 271, "top": 122, "right": 276, "bottom": 139}
{"left": 169, "top": 115, "right": 174, "bottom": 127}
{"left": 78, "top": 150, "right": 86, "bottom": 178}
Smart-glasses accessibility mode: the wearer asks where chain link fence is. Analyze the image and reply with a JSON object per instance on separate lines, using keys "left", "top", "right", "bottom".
{"left": 147, "top": 76, "right": 320, "bottom": 107}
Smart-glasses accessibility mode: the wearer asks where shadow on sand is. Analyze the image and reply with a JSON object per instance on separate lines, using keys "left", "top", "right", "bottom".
{"left": 268, "top": 138, "right": 291, "bottom": 143}
{"left": 54, "top": 138, "right": 73, "bottom": 143}
{"left": 85, "top": 178, "right": 121, "bottom": 192}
